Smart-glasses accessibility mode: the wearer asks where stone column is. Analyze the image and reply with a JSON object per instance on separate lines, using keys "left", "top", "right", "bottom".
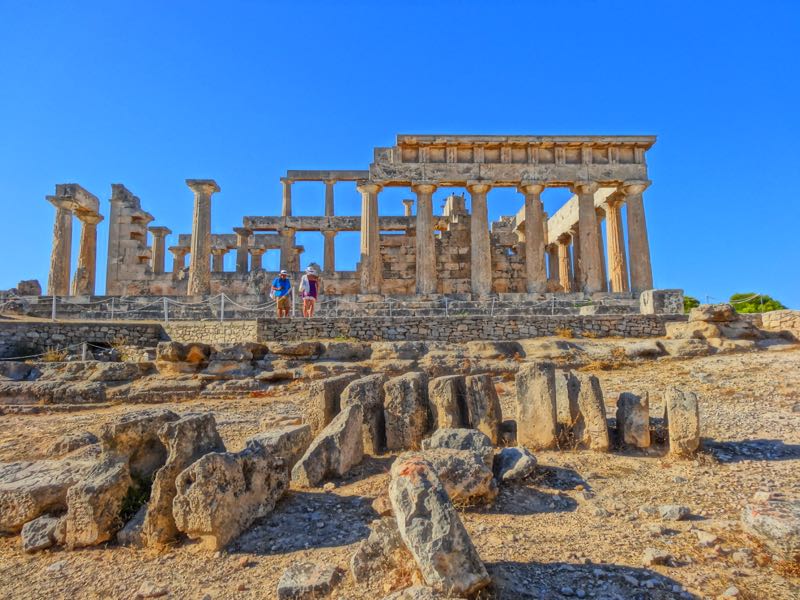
{"left": 47, "top": 196, "right": 73, "bottom": 296}
{"left": 570, "top": 225, "right": 581, "bottom": 291}
{"left": 402, "top": 199, "right": 414, "bottom": 216}
{"left": 412, "top": 182, "right": 437, "bottom": 294}
{"left": 186, "top": 179, "right": 220, "bottom": 296}
{"left": 148, "top": 226, "right": 171, "bottom": 275}
{"left": 357, "top": 182, "right": 382, "bottom": 293}
{"left": 279, "top": 227, "right": 295, "bottom": 271}
{"left": 605, "top": 193, "right": 630, "bottom": 292}
{"left": 571, "top": 181, "right": 603, "bottom": 293}
{"left": 168, "top": 246, "right": 189, "bottom": 275}
{"left": 71, "top": 211, "right": 104, "bottom": 296}
{"left": 249, "top": 247, "right": 266, "bottom": 271}
{"left": 323, "top": 230, "right": 337, "bottom": 274}
{"left": 557, "top": 235, "right": 573, "bottom": 293}
{"left": 623, "top": 180, "right": 654, "bottom": 293}
{"left": 467, "top": 181, "right": 493, "bottom": 297}
{"left": 291, "top": 245, "right": 303, "bottom": 273}
{"left": 281, "top": 178, "right": 293, "bottom": 216}
{"left": 547, "top": 244, "right": 559, "bottom": 285}
{"left": 518, "top": 182, "right": 547, "bottom": 293}
{"left": 324, "top": 179, "right": 335, "bottom": 216}
{"left": 211, "top": 248, "right": 228, "bottom": 273}
{"left": 234, "top": 227, "right": 251, "bottom": 274}
{"left": 595, "top": 207, "right": 608, "bottom": 292}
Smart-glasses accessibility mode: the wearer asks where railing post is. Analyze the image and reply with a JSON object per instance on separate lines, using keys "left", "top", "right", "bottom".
{"left": 445, "top": 297, "right": 449, "bottom": 317}
{"left": 291, "top": 288, "right": 296, "bottom": 318}
{"left": 220, "top": 294, "right": 225, "bottom": 322}
{"left": 81, "top": 342, "right": 87, "bottom": 361}
{"left": 163, "top": 297, "right": 169, "bottom": 324}
{"left": 110, "top": 297, "right": 115, "bottom": 320}
{"left": 51, "top": 295, "right": 57, "bottom": 322}
{"left": 490, "top": 297, "right": 495, "bottom": 317}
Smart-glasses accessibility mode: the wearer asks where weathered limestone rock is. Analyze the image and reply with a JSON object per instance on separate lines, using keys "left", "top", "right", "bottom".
{"left": 100, "top": 408, "right": 179, "bottom": 480}
{"left": 306, "top": 372, "right": 359, "bottom": 435}
{"left": 321, "top": 342, "right": 372, "bottom": 361}
{"left": 248, "top": 424, "right": 312, "bottom": 470}
{"left": 0, "top": 458, "right": 95, "bottom": 534}
{"left": 173, "top": 443, "right": 289, "bottom": 550}
{"left": 421, "top": 428, "right": 494, "bottom": 469}
{"left": 292, "top": 404, "right": 364, "bottom": 487}
{"left": 427, "top": 375, "right": 466, "bottom": 430}
{"left": 573, "top": 373, "right": 610, "bottom": 451}
{"left": 616, "top": 392, "right": 651, "bottom": 448}
{"left": 689, "top": 303, "right": 737, "bottom": 323}
{"left": 117, "top": 504, "right": 146, "bottom": 547}
{"left": 554, "top": 369, "right": 580, "bottom": 435}
{"left": 411, "top": 449, "right": 497, "bottom": 505}
{"left": 384, "top": 372, "right": 430, "bottom": 451}
{"left": 270, "top": 341, "right": 322, "bottom": 358}
{"left": 665, "top": 387, "right": 700, "bottom": 457}
{"left": 20, "top": 514, "right": 62, "bottom": 553}
{"left": 463, "top": 374, "right": 502, "bottom": 444}
{"left": 515, "top": 362, "right": 558, "bottom": 450}
{"left": 340, "top": 374, "right": 387, "bottom": 454}
{"left": 277, "top": 562, "right": 341, "bottom": 600}
{"left": 493, "top": 447, "right": 537, "bottom": 482}
{"left": 741, "top": 491, "right": 800, "bottom": 559}
{"left": 0, "top": 361, "right": 38, "bottom": 381}
{"left": 64, "top": 457, "right": 133, "bottom": 548}
{"left": 389, "top": 455, "right": 490, "bottom": 596}
{"left": 351, "top": 516, "right": 411, "bottom": 583}
{"left": 46, "top": 432, "right": 99, "bottom": 457}
{"left": 141, "top": 413, "right": 225, "bottom": 548}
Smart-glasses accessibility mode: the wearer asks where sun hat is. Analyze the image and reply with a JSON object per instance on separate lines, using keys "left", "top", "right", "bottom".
{"left": 306, "top": 266, "right": 317, "bottom": 275}
{"left": 279, "top": 269, "right": 288, "bottom": 275}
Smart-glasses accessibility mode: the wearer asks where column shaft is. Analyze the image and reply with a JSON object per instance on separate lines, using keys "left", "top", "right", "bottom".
{"left": 468, "top": 182, "right": 492, "bottom": 296}
{"left": 324, "top": 180, "right": 335, "bottom": 216}
{"left": 234, "top": 228, "right": 251, "bottom": 274}
{"left": 605, "top": 198, "right": 630, "bottom": 292}
{"left": 47, "top": 200, "right": 73, "bottom": 296}
{"left": 624, "top": 182, "right": 654, "bottom": 293}
{"left": 519, "top": 183, "right": 547, "bottom": 292}
{"left": 250, "top": 249, "right": 265, "bottom": 271}
{"left": 72, "top": 213, "right": 102, "bottom": 296}
{"left": 547, "top": 245, "right": 559, "bottom": 284}
{"left": 281, "top": 179, "right": 292, "bottom": 216}
{"left": 557, "top": 240, "right": 573, "bottom": 293}
{"left": 413, "top": 183, "right": 437, "bottom": 294}
{"left": 186, "top": 179, "right": 220, "bottom": 295}
{"left": 323, "top": 231, "right": 336, "bottom": 274}
{"left": 357, "top": 183, "right": 382, "bottom": 293}
{"left": 570, "top": 226, "right": 581, "bottom": 291}
{"left": 279, "top": 228, "right": 295, "bottom": 271}
{"left": 169, "top": 248, "right": 188, "bottom": 275}
{"left": 595, "top": 208, "right": 608, "bottom": 292}
{"left": 573, "top": 182, "right": 603, "bottom": 292}
{"left": 211, "top": 251, "right": 226, "bottom": 273}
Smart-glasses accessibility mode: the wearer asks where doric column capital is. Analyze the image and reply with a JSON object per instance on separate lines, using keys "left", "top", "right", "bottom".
{"left": 411, "top": 181, "right": 437, "bottom": 194}
{"left": 356, "top": 182, "right": 382, "bottom": 194}
{"left": 322, "top": 229, "right": 338, "bottom": 237}
{"left": 621, "top": 180, "right": 651, "bottom": 195}
{"left": 147, "top": 225, "right": 171, "bottom": 237}
{"left": 595, "top": 206, "right": 606, "bottom": 218}
{"left": 233, "top": 226, "right": 252, "bottom": 236}
{"left": 186, "top": 179, "right": 220, "bottom": 195}
{"left": 47, "top": 195, "right": 75, "bottom": 211}
{"left": 570, "top": 181, "right": 599, "bottom": 195}
{"left": 76, "top": 210, "right": 104, "bottom": 226}
{"left": 605, "top": 190, "right": 626, "bottom": 208}
{"left": 168, "top": 246, "right": 190, "bottom": 257}
{"left": 557, "top": 233, "right": 572, "bottom": 245}
{"left": 248, "top": 246, "right": 266, "bottom": 256}
{"left": 518, "top": 181, "right": 546, "bottom": 195}
{"left": 324, "top": 178, "right": 337, "bottom": 186}
{"left": 466, "top": 180, "right": 492, "bottom": 193}
{"left": 280, "top": 177, "right": 294, "bottom": 186}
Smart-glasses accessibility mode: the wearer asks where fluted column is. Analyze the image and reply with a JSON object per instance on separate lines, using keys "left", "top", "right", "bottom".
{"left": 557, "top": 235, "right": 573, "bottom": 293}
{"left": 148, "top": 226, "right": 171, "bottom": 275}
{"left": 323, "top": 230, "right": 337, "bottom": 274}
{"left": 571, "top": 181, "right": 603, "bottom": 292}
{"left": 71, "top": 211, "right": 104, "bottom": 296}
{"left": 234, "top": 227, "right": 251, "bottom": 274}
{"left": 605, "top": 193, "right": 629, "bottom": 292}
{"left": 357, "top": 182, "right": 382, "bottom": 293}
{"left": 186, "top": 179, "right": 220, "bottom": 295}
{"left": 595, "top": 207, "right": 608, "bottom": 292}
{"left": 412, "top": 182, "right": 437, "bottom": 294}
{"left": 169, "top": 247, "right": 189, "bottom": 276}
{"left": 402, "top": 199, "right": 414, "bottom": 216}
{"left": 47, "top": 197, "right": 73, "bottom": 296}
{"left": 249, "top": 247, "right": 266, "bottom": 271}
{"left": 623, "top": 180, "right": 653, "bottom": 293}
{"left": 518, "top": 181, "right": 547, "bottom": 293}
{"left": 467, "top": 181, "right": 492, "bottom": 296}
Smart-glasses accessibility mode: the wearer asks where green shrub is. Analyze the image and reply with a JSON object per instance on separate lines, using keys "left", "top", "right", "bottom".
{"left": 729, "top": 293, "right": 786, "bottom": 313}
{"left": 683, "top": 295, "right": 700, "bottom": 314}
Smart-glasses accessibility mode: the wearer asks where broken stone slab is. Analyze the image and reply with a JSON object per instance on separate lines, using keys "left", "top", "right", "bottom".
{"left": 409, "top": 448, "right": 497, "bottom": 506}
{"left": 64, "top": 456, "right": 133, "bottom": 548}
{"left": 305, "top": 372, "right": 359, "bottom": 436}
{"left": 141, "top": 413, "right": 225, "bottom": 549}
{"left": 389, "top": 455, "right": 490, "bottom": 596}
{"left": 616, "top": 392, "right": 651, "bottom": 448}
{"left": 0, "top": 457, "right": 95, "bottom": 534}
{"left": 340, "top": 373, "right": 387, "bottom": 454}
{"left": 291, "top": 404, "right": 364, "bottom": 487}
{"left": 46, "top": 431, "right": 99, "bottom": 457}
{"left": 664, "top": 387, "right": 701, "bottom": 457}
{"left": 384, "top": 372, "right": 430, "bottom": 451}
{"left": 173, "top": 442, "right": 289, "bottom": 551}
{"left": 100, "top": 408, "right": 179, "bottom": 480}
{"left": 277, "top": 562, "right": 341, "bottom": 600}
{"left": 554, "top": 369, "right": 580, "bottom": 435}
{"left": 573, "top": 373, "right": 610, "bottom": 452}
{"left": 493, "top": 447, "right": 537, "bottom": 482}
{"left": 515, "top": 362, "right": 558, "bottom": 450}
{"left": 464, "top": 374, "right": 503, "bottom": 444}
{"left": 688, "top": 303, "right": 737, "bottom": 323}
{"left": 86, "top": 362, "right": 154, "bottom": 383}
{"left": 427, "top": 375, "right": 467, "bottom": 430}
{"left": 642, "top": 547, "right": 672, "bottom": 566}
{"left": 742, "top": 491, "right": 800, "bottom": 560}
{"left": 247, "top": 424, "right": 312, "bottom": 471}
{"left": 351, "top": 516, "right": 411, "bottom": 584}
{"left": 421, "top": 428, "right": 494, "bottom": 469}
{"left": 20, "top": 514, "right": 62, "bottom": 553}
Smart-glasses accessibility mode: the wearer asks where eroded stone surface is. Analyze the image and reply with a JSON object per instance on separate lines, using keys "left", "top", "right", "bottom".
{"left": 573, "top": 373, "right": 610, "bottom": 451}
{"left": 20, "top": 514, "right": 61, "bottom": 553}
{"left": 350, "top": 516, "right": 410, "bottom": 583}
{"left": 616, "top": 392, "right": 651, "bottom": 448}
{"left": 464, "top": 374, "right": 502, "bottom": 444}
{"left": 742, "top": 492, "right": 800, "bottom": 559}
{"left": 493, "top": 446, "right": 537, "bottom": 482}
{"left": 340, "top": 373, "right": 386, "bottom": 454}
{"left": 277, "top": 561, "right": 341, "bottom": 600}
{"left": 421, "top": 428, "right": 494, "bottom": 468}
{"left": 516, "top": 362, "right": 558, "bottom": 450}
{"left": 305, "top": 373, "right": 359, "bottom": 436}
{"left": 384, "top": 372, "right": 430, "bottom": 451}
{"left": 248, "top": 424, "right": 312, "bottom": 471}
{"left": 427, "top": 375, "right": 466, "bottom": 430}
{"left": 99, "top": 408, "right": 179, "bottom": 480}
{"left": 665, "top": 387, "right": 700, "bottom": 457}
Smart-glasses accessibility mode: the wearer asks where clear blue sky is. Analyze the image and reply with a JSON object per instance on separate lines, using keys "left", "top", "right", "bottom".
{"left": 1, "top": 0, "right": 798, "bottom": 307}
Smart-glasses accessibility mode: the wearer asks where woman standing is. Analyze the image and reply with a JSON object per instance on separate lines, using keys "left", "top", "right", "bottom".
{"left": 298, "top": 266, "right": 319, "bottom": 317}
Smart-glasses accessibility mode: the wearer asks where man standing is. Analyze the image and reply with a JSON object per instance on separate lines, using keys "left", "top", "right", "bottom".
{"left": 271, "top": 269, "right": 292, "bottom": 318}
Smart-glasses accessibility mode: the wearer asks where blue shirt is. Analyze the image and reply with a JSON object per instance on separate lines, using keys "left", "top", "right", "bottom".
{"left": 272, "top": 277, "right": 291, "bottom": 297}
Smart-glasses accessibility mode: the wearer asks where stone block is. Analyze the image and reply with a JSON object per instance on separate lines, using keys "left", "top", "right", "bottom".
{"left": 463, "top": 374, "right": 503, "bottom": 444}
{"left": 427, "top": 375, "right": 467, "bottom": 430}
{"left": 340, "top": 374, "right": 387, "bottom": 454}
{"left": 515, "top": 362, "right": 558, "bottom": 450}
{"left": 616, "top": 392, "right": 651, "bottom": 448}
{"left": 384, "top": 372, "right": 430, "bottom": 451}
{"left": 573, "top": 373, "right": 610, "bottom": 451}
{"left": 639, "top": 289, "right": 684, "bottom": 315}
{"left": 421, "top": 428, "right": 494, "bottom": 469}
{"left": 305, "top": 373, "right": 359, "bottom": 436}
{"left": 665, "top": 387, "right": 700, "bottom": 456}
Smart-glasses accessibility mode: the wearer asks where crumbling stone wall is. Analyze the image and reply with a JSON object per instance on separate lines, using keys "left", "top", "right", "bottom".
{"left": 435, "top": 215, "right": 471, "bottom": 294}
{"left": 490, "top": 217, "right": 525, "bottom": 294}
{"left": 163, "top": 321, "right": 259, "bottom": 345}
{"left": 380, "top": 234, "right": 416, "bottom": 295}
{"left": 760, "top": 309, "right": 800, "bottom": 341}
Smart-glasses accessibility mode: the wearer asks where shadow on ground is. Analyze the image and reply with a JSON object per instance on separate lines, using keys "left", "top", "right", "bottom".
{"left": 702, "top": 438, "right": 800, "bottom": 463}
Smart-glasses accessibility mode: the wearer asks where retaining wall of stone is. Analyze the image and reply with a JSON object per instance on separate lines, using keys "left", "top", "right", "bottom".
{"left": 760, "top": 310, "right": 800, "bottom": 341}
{"left": 163, "top": 321, "right": 259, "bottom": 344}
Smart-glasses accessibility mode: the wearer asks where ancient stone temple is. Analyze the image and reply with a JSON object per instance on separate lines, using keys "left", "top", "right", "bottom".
{"left": 43, "top": 135, "right": 657, "bottom": 299}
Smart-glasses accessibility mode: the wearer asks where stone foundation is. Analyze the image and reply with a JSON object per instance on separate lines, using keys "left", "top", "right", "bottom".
{"left": 760, "top": 310, "right": 800, "bottom": 341}
{"left": 163, "top": 321, "right": 259, "bottom": 345}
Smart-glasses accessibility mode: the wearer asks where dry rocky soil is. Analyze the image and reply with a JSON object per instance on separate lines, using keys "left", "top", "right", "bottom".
{"left": 0, "top": 327, "right": 798, "bottom": 599}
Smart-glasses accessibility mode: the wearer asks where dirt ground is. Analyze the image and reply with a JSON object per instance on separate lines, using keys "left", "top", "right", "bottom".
{"left": 0, "top": 345, "right": 798, "bottom": 600}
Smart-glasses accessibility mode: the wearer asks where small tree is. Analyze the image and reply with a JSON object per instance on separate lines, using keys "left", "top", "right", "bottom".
{"left": 683, "top": 295, "right": 700, "bottom": 314}
{"left": 729, "top": 293, "right": 786, "bottom": 313}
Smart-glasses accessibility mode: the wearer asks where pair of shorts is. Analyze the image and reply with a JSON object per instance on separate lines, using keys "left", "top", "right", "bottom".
{"left": 302, "top": 295, "right": 317, "bottom": 303}
{"left": 276, "top": 296, "right": 290, "bottom": 309}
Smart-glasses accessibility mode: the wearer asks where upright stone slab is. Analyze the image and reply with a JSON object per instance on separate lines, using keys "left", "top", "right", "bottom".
{"left": 141, "top": 413, "right": 225, "bottom": 549}
{"left": 384, "top": 372, "right": 430, "bottom": 451}
{"left": 389, "top": 455, "right": 490, "bottom": 596}
{"left": 464, "top": 374, "right": 502, "bottom": 444}
{"left": 428, "top": 375, "right": 466, "bottom": 430}
{"left": 616, "top": 392, "right": 651, "bottom": 448}
{"left": 665, "top": 387, "right": 700, "bottom": 457}
{"left": 340, "top": 373, "right": 387, "bottom": 454}
{"left": 573, "top": 374, "right": 610, "bottom": 452}
{"left": 247, "top": 424, "right": 312, "bottom": 470}
{"left": 554, "top": 369, "right": 580, "bottom": 433}
{"left": 306, "top": 373, "right": 359, "bottom": 436}
{"left": 291, "top": 404, "right": 364, "bottom": 487}
{"left": 515, "top": 362, "right": 558, "bottom": 450}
